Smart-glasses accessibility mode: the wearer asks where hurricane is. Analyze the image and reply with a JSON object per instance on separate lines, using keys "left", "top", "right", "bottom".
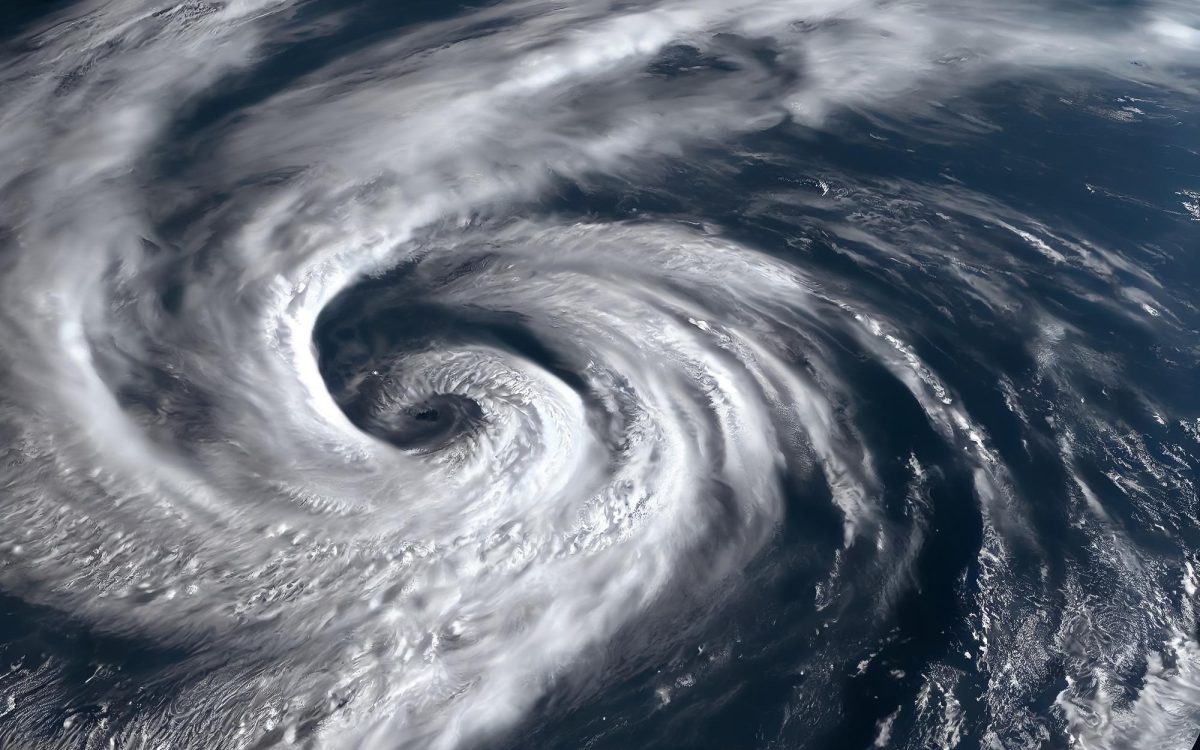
{"left": 0, "top": 1, "right": 1198, "bottom": 748}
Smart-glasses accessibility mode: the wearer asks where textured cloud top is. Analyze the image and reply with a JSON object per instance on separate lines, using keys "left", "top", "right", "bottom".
{"left": 0, "top": 1, "right": 1198, "bottom": 749}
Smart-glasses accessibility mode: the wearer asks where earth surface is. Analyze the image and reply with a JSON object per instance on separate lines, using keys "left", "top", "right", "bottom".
{"left": 0, "top": 1, "right": 1198, "bottom": 749}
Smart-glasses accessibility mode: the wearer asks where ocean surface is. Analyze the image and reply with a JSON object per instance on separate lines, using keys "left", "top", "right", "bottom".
{"left": 0, "top": 1, "right": 1198, "bottom": 749}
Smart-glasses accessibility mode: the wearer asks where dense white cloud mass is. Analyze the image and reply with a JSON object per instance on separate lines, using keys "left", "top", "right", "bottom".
{"left": 0, "top": 1, "right": 1197, "bottom": 748}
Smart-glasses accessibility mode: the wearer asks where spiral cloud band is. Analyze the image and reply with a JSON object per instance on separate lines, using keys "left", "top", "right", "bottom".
{"left": 0, "top": 1, "right": 1198, "bottom": 748}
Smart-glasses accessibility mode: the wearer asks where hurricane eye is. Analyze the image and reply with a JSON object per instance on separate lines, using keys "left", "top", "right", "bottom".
{"left": 361, "top": 392, "right": 485, "bottom": 452}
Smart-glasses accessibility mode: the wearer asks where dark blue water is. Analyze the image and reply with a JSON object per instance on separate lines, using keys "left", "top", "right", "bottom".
{"left": 480, "top": 81, "right": 1200, "bottom": 750}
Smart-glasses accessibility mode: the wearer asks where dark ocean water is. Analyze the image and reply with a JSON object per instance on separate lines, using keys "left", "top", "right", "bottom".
{"left": 1, "top": 1, "right": 1198, "bottom": 749}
